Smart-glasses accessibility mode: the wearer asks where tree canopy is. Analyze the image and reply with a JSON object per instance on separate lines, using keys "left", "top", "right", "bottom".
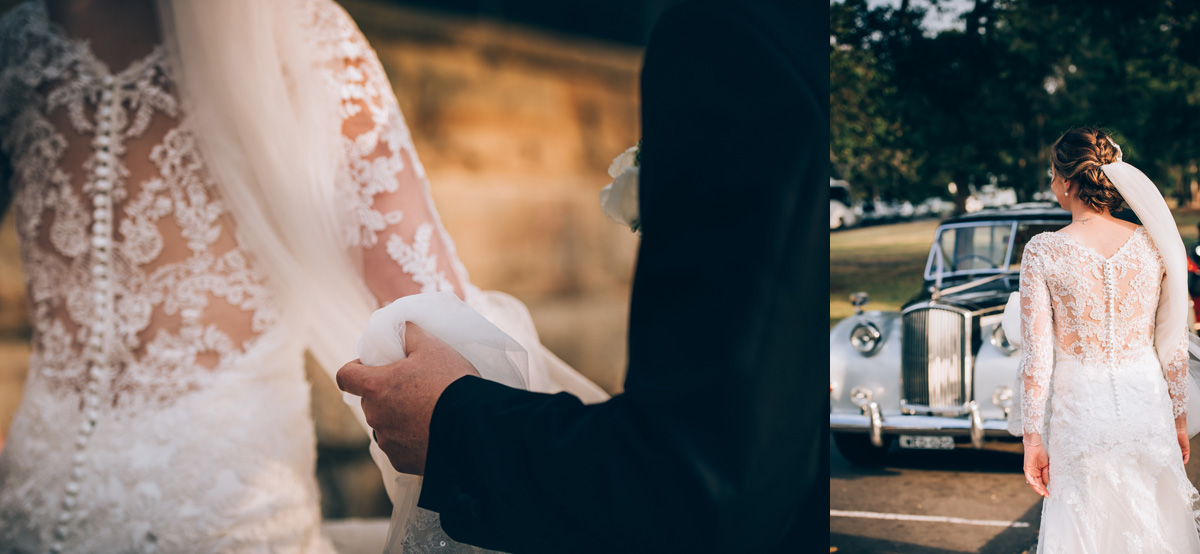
{"left": 831, "top": 0, "right": 1200, "bottom": 210}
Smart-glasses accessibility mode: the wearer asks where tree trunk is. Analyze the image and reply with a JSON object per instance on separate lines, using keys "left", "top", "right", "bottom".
{"left": 953, "top": 170, "right": 971, "bottom": 215}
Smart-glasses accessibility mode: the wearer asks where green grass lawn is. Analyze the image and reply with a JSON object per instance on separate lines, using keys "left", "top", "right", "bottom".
{"left": 830, "top": 220, "right": 938, "bottom": 328}
{"left": 829, "top": 208, "right": 1200, "bottom": 329}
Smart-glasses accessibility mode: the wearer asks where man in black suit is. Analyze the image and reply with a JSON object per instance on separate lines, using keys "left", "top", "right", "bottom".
{"left": 337, "top": 0, "right": 826, "bottom": 551}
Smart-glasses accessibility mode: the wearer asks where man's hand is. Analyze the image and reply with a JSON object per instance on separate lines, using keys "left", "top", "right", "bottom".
{"left": 337, "top": 322, "right": 481, "bottom": 475}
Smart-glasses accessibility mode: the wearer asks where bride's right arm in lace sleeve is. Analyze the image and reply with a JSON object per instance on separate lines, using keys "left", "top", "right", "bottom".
{"left": 1019, "top": 237, "right": 1055, "bottom": 440}
{"left": 317, "top": 2, "right": 469, "bottom": 306}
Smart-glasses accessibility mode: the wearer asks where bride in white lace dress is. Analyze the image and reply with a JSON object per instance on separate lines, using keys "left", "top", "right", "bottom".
{"left": 0, "top": 0, "right": 606, "bottom": 552}
{"left": 1014, "top": 127, "right": 1200, "bottom": 553}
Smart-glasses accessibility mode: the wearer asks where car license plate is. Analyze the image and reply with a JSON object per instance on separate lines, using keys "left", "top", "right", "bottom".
{"left": 898, "top": 435, "right": 955, "bottom": 450}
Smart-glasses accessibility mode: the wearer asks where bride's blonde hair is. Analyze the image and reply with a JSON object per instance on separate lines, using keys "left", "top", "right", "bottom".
{"left": 1052, "top": 126, "right": 1125, "bottom": 212}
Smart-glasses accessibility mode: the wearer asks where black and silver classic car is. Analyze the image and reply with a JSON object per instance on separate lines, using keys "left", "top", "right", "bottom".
{"left": 829, "top": 203, "right": 1071, "bottom": 464}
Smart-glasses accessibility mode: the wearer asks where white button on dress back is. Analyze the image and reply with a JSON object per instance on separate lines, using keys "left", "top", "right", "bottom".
{"left": 54, "top": 64, "right": 129, "bottom": 549}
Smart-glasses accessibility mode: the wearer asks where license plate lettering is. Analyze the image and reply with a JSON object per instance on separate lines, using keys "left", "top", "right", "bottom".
{"left": 898, "top": 435, "right": 955, "bottom": 450}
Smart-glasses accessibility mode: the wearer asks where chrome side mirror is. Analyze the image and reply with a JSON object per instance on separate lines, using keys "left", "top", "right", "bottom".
{"left": 850, "top": 292, "right": 870, "bottom": 315}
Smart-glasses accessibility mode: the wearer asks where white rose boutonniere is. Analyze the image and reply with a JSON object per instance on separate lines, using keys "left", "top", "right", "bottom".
{"left": 600, "top": 142, "right": 641, "bottom": 233}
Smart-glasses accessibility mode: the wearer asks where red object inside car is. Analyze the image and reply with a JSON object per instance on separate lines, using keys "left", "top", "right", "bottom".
{"left": 1191, "top": 256, "right": 1200, "bottom": 328}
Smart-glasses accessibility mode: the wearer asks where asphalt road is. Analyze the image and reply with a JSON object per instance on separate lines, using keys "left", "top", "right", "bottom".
{"left": 830, "top": 433, "right": 1200, "bottom": 553}
{"left": 829, "top": 435, "right": 1044, "bottom": 554}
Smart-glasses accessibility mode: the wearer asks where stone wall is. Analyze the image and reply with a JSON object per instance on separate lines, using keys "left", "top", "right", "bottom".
{"left": 0, "top": 0, "right": 643, "bottom": 517}
{"left": 346, "top": 0, "right": 643, "bottom": 391}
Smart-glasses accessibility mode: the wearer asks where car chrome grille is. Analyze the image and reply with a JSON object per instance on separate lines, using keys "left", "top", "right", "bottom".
{"left": 902, "top": 306, "right": 970, "bottom": 410}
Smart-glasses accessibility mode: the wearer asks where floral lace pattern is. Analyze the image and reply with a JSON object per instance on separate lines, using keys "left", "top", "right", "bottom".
{"left": 1017, "top": 228, "right": 1200, "bottom": 552}
{"left": 306, "top": 0, "right": 471, "bottom": 302}
{"left": 0, "top": 0, "right": 277, "bottom": 414}
{"left": 0, "top": 0, "right": 479, "bottom": 551}
{"left": 1018, "top": 227, "right": 1189, "bottom": 436}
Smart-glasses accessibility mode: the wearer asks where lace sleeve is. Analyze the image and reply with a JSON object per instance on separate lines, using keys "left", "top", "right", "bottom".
{"left": 316, "top": 1, "right": 469, "bottom": 306}
{"left": 1165, "top": 309, "right": 1189, "bottom": 420}
{"left": 1018, "top": 238, "right": 1055, "bottom": 436}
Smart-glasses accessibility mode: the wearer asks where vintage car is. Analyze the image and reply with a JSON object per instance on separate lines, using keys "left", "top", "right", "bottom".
{"left": 830, "top": 179, "right": 860, "bottom": 230}
{"left": 829, "top": 203, "right": 1071, "bottom": 464}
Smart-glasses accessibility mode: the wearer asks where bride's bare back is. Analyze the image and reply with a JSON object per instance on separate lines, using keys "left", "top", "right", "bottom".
{"left": 1054, "top": 215, "right": 1140, "bottom": 259}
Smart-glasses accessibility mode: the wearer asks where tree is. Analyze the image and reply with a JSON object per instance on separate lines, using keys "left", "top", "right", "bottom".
{"left": 831, "top": 0, "right": 1200, "bottom": 211}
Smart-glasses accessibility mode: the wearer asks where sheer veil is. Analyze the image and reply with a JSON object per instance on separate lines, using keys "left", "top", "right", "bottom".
{"left": 1101, "top": 160, "right": 1200, "bottom": 438}
{"left": 153, "top": 0, "right": 417, "bottom": 532}
{"left": 1100, "top": 160, "right": 1188, "bottom": 374}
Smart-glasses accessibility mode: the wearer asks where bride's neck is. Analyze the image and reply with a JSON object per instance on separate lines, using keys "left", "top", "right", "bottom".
{"left": 1067, "top": 201, "right": 1108, "bottom": 220}
{"left": 43, "top": 0, "right": 161, "bottom": 51}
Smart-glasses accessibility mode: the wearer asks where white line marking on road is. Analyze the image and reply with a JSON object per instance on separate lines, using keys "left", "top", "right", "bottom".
{"left": 830, "top": 509, "right": 1031, "bottom": 528}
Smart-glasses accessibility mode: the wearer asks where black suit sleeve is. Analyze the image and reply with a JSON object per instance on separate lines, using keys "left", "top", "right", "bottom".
{"left": 418, "top": 1, "right": 827, "bottom": 552}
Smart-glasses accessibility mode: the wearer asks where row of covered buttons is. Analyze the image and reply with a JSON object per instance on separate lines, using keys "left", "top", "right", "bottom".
{"left": 1102, "top": 261, "right": 1122, "bottom": 418}
{"left": 49, "top": 74, "right": 119, "bottom": 554}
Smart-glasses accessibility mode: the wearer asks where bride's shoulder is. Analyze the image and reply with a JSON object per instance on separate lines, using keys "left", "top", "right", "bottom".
{"left": 0, "top": 3, "right": 47, "bottom": 84}
{"left": 300, "top": 0, "right": 379, "bottom": 71}
{"left": 0, "top": 1, "right": 36, "bottom": 26}
{"left": 1020, "top": 231, "right": 1067, "bottom": 264}
{"left": 303, "top": 0, "right": 366, "bottom": 46}
{"left": 0, "top": 2, "right": 40, "bottom": 49}
{"left": 1024, "top": 231, "right": 1058, "bottom": 251}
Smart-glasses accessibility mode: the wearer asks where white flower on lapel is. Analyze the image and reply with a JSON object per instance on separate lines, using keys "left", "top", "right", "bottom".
{"left": 600, "top": 145, "right": 641, "bottom": 233}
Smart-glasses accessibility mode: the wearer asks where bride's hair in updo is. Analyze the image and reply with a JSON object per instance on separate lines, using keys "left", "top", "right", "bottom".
{"left": 1051, "top": 126, "right": 1125, "bottom": 212}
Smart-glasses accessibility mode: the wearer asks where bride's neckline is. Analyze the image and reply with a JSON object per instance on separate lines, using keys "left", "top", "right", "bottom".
{"left": 33, "top": 0, "right": 165, "bottom": 81}
{"left": 1051, "top": 225, "right": 1143, "bottom": 262}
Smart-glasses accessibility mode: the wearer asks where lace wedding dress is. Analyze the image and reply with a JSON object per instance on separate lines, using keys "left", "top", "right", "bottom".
{"left": 1016, "top": 227, "right": 1200, "bottom": 553}
{"left": 0, "top": 1, "right": 604, "bottom": 552}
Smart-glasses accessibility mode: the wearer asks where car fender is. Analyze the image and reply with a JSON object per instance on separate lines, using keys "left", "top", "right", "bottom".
{"left": 831, "top": 311, "right": 902, "bottom": 415}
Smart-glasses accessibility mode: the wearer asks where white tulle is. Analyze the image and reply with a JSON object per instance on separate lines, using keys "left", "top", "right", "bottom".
{"left": 355, "top": 292, "right": 528, "bottom": 552}
{"left": 354, "top": 289, "right": 607, "bottom": 553}
{"left": 355, "top": 293, "right": 529, "bottom": 389}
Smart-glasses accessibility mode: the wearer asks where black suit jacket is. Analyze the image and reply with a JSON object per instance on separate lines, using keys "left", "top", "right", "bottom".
{"left": 417, "top": 1, "right": 827, "bottom": 552}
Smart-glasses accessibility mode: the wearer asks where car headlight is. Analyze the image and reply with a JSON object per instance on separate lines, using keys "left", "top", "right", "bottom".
{"left": 991, "top": 323, "right": 1018, "bottom": 356}
{"left": 850, "top": 321, "right": 882, "bottom": 356}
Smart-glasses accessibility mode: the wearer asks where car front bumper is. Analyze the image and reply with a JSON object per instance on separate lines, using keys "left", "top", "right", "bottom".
{"left": 830, "top": 401, "right": 1015, "bottom": 448}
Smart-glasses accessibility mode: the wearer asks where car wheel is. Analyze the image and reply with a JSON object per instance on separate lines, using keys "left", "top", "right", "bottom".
{"left": 833, "top": 432, "right": 892, "bottom": 465}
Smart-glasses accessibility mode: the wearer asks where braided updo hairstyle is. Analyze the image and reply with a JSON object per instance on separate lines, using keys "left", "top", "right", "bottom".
{"left": 1051, "top": 126, "right": 1125, "bottom": 213}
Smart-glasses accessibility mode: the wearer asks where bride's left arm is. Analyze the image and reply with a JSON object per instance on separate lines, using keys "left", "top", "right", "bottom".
{"left": 321, "top": 2, "right": 469, "bottom": 306}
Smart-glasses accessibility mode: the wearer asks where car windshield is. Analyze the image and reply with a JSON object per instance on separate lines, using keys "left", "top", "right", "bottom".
{"left": 929, "top": 223, "right": 1013, "bottom": 277}
{"left": 925, "top": 220, "right": 1065, "bottom": 279}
